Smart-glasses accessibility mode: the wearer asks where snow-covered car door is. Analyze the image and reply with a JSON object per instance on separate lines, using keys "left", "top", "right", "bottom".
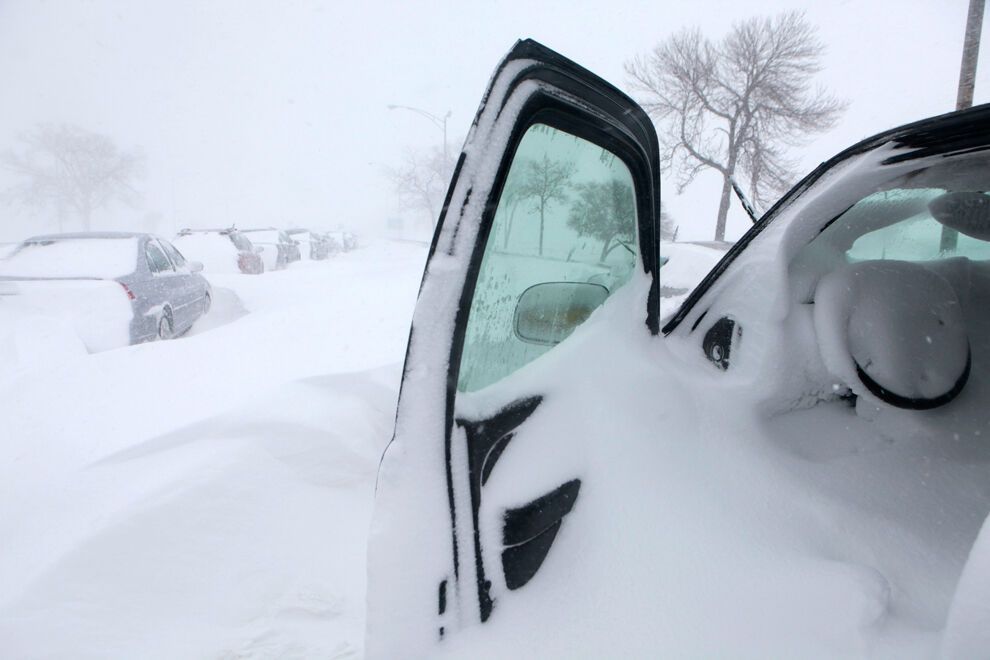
{"left": 366, "top": 40, "right": 662, "bottom": 658}
{"left": 159, "top": 238, "right": 207, "bottom": 330}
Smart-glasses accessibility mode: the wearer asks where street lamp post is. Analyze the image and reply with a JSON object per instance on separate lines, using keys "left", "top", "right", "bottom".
{"left": 386, "top": 104, "right": 452, "bottom": 171}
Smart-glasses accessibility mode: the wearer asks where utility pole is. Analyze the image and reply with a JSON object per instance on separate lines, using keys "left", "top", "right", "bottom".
{"left": 942, "top": 0, "right": 985, "bottom": 253}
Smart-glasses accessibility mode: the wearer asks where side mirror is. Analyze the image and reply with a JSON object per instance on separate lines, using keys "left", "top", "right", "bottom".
{"left": 930, "top": 191, "right": 990, "bottom": 240}
{"left": 514, "top": 282, "right": 609, "bottom": 346}
{"left": 254, "top": 246, "right": 264, "bottom": 254}
{"left": 189, "top": 261, "right": 204, "bottom": 273}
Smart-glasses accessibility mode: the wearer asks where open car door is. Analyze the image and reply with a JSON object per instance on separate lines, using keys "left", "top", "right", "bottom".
{"left": 366, "top": 39, "right": 662, "bottom": 658}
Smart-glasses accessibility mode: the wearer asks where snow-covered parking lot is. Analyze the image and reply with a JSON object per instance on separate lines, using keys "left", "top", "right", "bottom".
{"left": 0, "top": 232, "right": 728, "bottom": 658}
{"left": 0, "top": 239, "right": 427, "bottom": 658}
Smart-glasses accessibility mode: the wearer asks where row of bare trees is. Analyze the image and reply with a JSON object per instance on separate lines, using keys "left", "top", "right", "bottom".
{"left": 2, "top": 124, "right": 144, "bottom": 232}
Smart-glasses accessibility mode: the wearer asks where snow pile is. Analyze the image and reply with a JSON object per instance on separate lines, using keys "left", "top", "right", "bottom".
{"left": 658, "top": 241, "right": 728, "bottom": 316}
{"left": 0, "top": 305, "right": 88, "bottom": 382}
{"left": 0, "top": 239, "right": 427, "bottom": 658}
{"left": 943, "top": 514, "right": 990, "bottom": 657}
{"left": 392, "top": 262, "right": 990, "bottom": 658}
{"left": 0, "top": 279, "right": 133, "bottom": 355}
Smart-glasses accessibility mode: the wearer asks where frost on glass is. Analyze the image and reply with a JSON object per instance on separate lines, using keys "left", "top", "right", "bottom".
{"left": 457, "top": 123, "right": 638, "bottom": 392}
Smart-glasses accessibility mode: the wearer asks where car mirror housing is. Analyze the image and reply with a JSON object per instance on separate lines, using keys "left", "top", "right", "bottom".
{"left": 929, "top": 191, "right": 990, "bottom": 240}
{"left": 514, "top": 282, "right": 609, "bottom": 346}
{"left": 189, "top": 261, "right": 204, "bottom": 273}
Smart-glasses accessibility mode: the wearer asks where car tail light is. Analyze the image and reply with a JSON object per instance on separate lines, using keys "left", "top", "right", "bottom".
{"left": 119, "top": 282, "right": 136, "bottom": 300}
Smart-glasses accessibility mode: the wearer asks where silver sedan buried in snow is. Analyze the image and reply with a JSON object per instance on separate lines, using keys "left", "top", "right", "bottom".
{"left": 0, "top": 231, "right": 212, "bottom": 351}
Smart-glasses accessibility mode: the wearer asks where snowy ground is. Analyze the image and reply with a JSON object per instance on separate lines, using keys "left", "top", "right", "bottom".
{"left": 0, "top": 238, "right": 722, "bottom": 658}
{"left": 0, "top": 240, "right": 427, "bottom": 658}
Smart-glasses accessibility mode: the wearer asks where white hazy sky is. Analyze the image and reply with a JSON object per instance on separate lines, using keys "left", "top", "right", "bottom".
{"left": 0, "top": 0, "right": 986, "bottom": 242}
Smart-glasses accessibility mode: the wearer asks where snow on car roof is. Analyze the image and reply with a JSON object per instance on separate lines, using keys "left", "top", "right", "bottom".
{"left": 173, "top": 232, "right": 241, "bottom": 273}
{"left": 240, "top": 229, "right": 282, "bottom": 241}
{"left": 0, "top": 236, "right": 140, "bottom": 279}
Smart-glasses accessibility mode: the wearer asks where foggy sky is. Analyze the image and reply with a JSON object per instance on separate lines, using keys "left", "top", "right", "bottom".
{"left": 0, "top": 0, "right": 985, "bottom": 242}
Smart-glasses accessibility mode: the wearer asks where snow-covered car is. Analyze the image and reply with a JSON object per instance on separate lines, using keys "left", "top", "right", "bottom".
{"left": 286, "top": 228, "right": 333, "bottom": 260}
{"left": 241, "top": 228, "right": 301, "bottom": 270}
{"left": 173, "top": 228, "right": 264, "bottom": 275}
{"left": 366, "top": 40, "right": 990, "bottom": 658}
{"left": 0, "top": 232, "right": 211, "bottom": 351}
{"left": 326, "top": 229, "right": 357, "bottom": 252}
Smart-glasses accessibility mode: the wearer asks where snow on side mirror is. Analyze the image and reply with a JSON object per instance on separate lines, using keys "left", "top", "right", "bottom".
{"left": 930, "top": 191, "right": 990, "bottom": 240}
{"left": 513, "top": 282, "right": 608, "bottom": 346}
{"left": 189, "top": 261, "right": 203, "bottom": 273}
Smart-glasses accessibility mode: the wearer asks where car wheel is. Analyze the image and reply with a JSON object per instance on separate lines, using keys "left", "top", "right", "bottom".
{"left": 203, "top": 291, "right": 212, "bottom": 314}
{"left": 158, "top": 310, "right": 173, "bottom": 341}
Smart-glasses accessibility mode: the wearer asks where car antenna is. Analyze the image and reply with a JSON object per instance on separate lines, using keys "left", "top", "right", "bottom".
{"left": 729, "top": 177, "right": 759, "bottom": 224}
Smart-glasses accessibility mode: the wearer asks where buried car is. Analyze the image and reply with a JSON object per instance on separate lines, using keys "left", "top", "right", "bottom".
{"left": 366, "top": 40, "right": 990, "bottom": 658}
{"left": 0, "top": 232, "right": 211, "bottom": 351}
{"left": 286, "top": 227, "right": 333, "bottom": 260}
{"left": 241, "top": 228, "right": 301, "bottom": 270}
{"left": 174, "top": 227, "right": 265, "bottom": 274}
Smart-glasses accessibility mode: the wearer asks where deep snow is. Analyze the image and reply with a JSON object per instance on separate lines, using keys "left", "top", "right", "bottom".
{"left": 0, "top": 239, "right": 426, "bottom": 658}
{"left": 0, "top": 235, "right": 765, "bottom": 657}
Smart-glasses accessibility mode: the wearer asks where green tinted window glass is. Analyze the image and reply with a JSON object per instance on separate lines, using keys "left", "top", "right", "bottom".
{"left": 845, "top": 189, "right": 990, "bottom": 262}
{"left": 457, "top": 123, "right": 639, "bottom": 392}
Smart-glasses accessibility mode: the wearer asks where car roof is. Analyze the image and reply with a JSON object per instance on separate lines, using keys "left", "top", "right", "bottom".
{"left": 176, "top": 227, "right": 245, "bottom": 236}
{"left": 25, "top": 231, "right": 150, "bottom": 241}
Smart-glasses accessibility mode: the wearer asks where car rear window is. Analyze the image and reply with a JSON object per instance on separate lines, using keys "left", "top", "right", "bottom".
{"left": 0, "top": 237, "right": 139, "bottom": 279}
{"left": 228, "top": 233, "right": 252, "bottom": 251}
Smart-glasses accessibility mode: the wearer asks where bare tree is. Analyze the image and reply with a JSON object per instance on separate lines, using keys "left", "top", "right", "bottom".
{"left": 626, "top": 12, "right": 845, "bottom": 241}
{"left": 515, "top": 155, "right": 575, "bottom": 255}
{"left": 388, "top": 142, "right": 455, "bottom": 231}
{"left": 2, "top": 123, "right": 144, "bottom": 231}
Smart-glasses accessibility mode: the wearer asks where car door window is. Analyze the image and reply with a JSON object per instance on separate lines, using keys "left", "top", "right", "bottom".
{"left": 145, "top": 241, "right": 173, "bottom": 274}
{"left": 160, "top": 240, "right": 189, "bottom": 272}
{"left": 457, "top": 123, "right": 639, "bottom": 392}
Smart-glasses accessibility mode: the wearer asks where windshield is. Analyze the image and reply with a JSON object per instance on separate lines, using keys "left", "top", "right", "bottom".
{"left": 0, "top": 237, "right": 138, "bottom": 279}
{"left": 794, "top": 149, "right": 990, "bottom": 289}
{"left": 844, "top": 189, "right": 990, "bottom": 262}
